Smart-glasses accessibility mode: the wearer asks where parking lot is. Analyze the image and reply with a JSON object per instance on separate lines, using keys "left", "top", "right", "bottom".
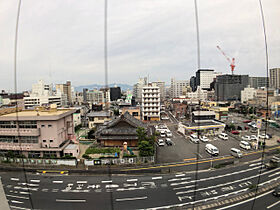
{"left": 156, "top": 113, "right": 280, "bottom": 164}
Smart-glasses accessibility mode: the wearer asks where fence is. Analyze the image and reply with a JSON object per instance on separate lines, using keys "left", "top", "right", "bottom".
{"left": 0, "top": 157, "right": 77, "bottom": 166}
{"left": 84, "top": 156, "right": 155, "bottom": 166}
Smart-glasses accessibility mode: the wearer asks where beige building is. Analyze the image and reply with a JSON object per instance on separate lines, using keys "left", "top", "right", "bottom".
{"left": 120, "top": 107, "right": 141, "bottom": 120}
{"left": 0, "top": 106, "right": 78, "bottom": 158}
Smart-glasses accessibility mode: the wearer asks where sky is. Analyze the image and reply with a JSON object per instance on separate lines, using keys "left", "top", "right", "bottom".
{"left": 0, "top": 0, "right": 279, "bottom": 92}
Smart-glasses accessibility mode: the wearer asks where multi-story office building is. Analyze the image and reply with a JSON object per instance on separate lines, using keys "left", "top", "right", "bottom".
{"left": 85, "top": 89, "right": 105, "bottom": 104}
{"left": 270, "top": 68, "right": 280, "bottom": 89}
{"left": 55, "top": 81, "right": 72, "bottom": 105}
{"left": 110, "top": 87, "right": 121, "bottom": 101}
{"left": 170, "top": 78, "right": 188, "bottom": 98}
{"left": 133, "top": 77, "right": 148, "bottom": 102}
{"left": 215, "top": 74, "right": 249, "bottom": 101}
{"left": 151, "top": 81, "right": 165, "bottom": 101}
{"left": 141, "top": 84, "right": 160, "bottom": 121}
{"left": 24, "top": 80, "right": 67, "bottom": 109}
{"left": 0, "top": 105, "right": 78, "bottom": 158}
{"left": 195, "top": 69, "right": 215, "bottom": 90}
{"left": 249, "top": 77, "right": 268, "bottom": 89}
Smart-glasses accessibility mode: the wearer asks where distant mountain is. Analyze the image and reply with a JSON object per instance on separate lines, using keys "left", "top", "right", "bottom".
{"left": 74, "top": 83, "right": 133, "bottom": 92}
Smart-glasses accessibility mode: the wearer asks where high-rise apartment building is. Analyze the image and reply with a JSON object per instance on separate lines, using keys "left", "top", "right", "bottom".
{"left": 270, "top": 68, "right": 280, "bottom": 89}
{"left": 56, "top": 81, "right": 72, "bottom": 105}
{"left": 170, "top": 78, "right": 188, "bottom": 98}
{"left": 133, "top": 77, "right": 148, "bottom": 102}
{"left": 248, "top": 77, "right": 268, "bottom": 89}
{"left": 141, "top": 84, "right": 160, "bottom": 121}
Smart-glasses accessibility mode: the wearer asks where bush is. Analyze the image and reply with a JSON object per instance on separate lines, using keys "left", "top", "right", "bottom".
{"left": 85, "top": 146, "right": 120, "bottom": 155}
{"left": 82, "top": 154, "right": 91, "bottom": 159}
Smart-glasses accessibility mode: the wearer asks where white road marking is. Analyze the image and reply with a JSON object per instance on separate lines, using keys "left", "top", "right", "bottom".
{"left": 168, "top": 177, "right": 191, "bottom": 182}
{"left": 14, "top": 186, "right": 38, "bottom": 191}
{"left": 218, "top": 190, "right": 274, "bottom": 209}
{"left": 249, "top": 162, "right": 262, "bottom": 167}
{"left": 175, "top": 174, "right": 185, "bottom": 177}
{"left": 77, "top": 181, "right": 87, "bottom": 184}
{"left": 116, "top": 196, "right": 147, "bottom": 202}
{"left": 41, "top": 189, "right": 49, "bottom": 192}
{"left": 19, "top": 192, "right": 31, "bottom": 195}
{"left": 9, "top": 206, "right": 30, "bottom": 210}
{"left": 11, "top": 178, "right": 19, "bottom": 181}
{"left": 123, "top": 183, "right": 137, "bottom": 187}
{"left": 6, "top": 194, "right": 29, "bottom": 200}
{"left": 52, "top": 180, "right": 63, "bottom": 184}
{"left": 105, "top": 184, "right": 119, "bottom": 188}
{"left": 116, "top": 187, "right": 145, "bottom": 191}
{"left": 267, "top": 199, "right": 280, "bottom": 209}
{"left": 268, "top": 171, "right": 280, "bottom": 177}
{"left": 126, "top": 179, "right": 138, "bottom": 182}
{"left": 11, "top": 200, "right": 24, "bottom": 204}
{"left": 173, "top": 185, "right": 195, "bottom": 191}
{"left": 56, "top": 199, "right": 86, "bottom": 203}
{"left": 101, "top": 180, "right": 112, "bottom": 183}
{"left": 152, "top": 176, "right": 162, "bottom": 180}
{"left": 30, "top": 180, "right": 40, "bottom": 183}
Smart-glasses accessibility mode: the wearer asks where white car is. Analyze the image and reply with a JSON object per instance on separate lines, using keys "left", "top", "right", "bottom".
{"left": 157, "top": 139, "right": 165, "bottom": 146}
{"left": 242, "top": 135, "right": 251, "bottom": 141}
{"left": 200, "top": 136, "right": 209, "bottom": 143}
{"left": 259, "top": 134, "right": 269, "bottom": 139}
{"left": 250, "top": 135, "right": 257, "bottom": 140}
{"left": 190, "top": 136, "right": 199, "bottom": 144}
{"left": 218, "top": 133, "right": 228, "bottom": 140}
{"left": 166, "top": 131, "right": 172, "bottom": 137}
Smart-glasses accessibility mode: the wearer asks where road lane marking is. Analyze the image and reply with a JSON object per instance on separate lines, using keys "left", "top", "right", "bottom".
{"left": 77, "top": 181, "right": 87, "bottom": 184}
{"left": 116, "top": 187, "right": 145, "bottom": 191}
{"left": 6, "top": 195, "right": 29, "bottom": 200}
{"left": 126, "top": 179, "right": 138, "bottom": 182}
{"left": 249, "top": 162, "right": 262, "bottom": 167}
{"left": 267, "top": 199, "right": 280, "bottom": 209}
{"left": 152, "top": 176, "right": 162, "bottom": 180}
{"left": 52, "top": 181, "right": 63, "bottom": 184}
{"left": 173, "top": 185, "right": 195, "bottom": 191}
{"left": 175, "top": 174, "right": 186, "bottom": 177}
{"left": 11, "top": 178, "right": 19, "bottom": 181}
{"left": 30, "top": 180, "right": 40, "bottom": 183}
{"left": 268, "top": 171, "right": 280, "bottom": 177}
{"left": 19, "top": 192, "right": 31, "bottom": 195}
{"left": 168, "top": 177, "right": 191, "bottom": 182}
{"left": 116, "top": 196, "right": 147, "bottom": 202}
{"left": 9, "top": 206, "right": 30, "bottom": 210}
{"left": 56, "top": 199, "right": 86, "bottom": 203}
{"left": 101, "top": 180, "right": 112, "bottom": 183}
{"left": 11, "top": 200, "right": 24, "bottom": 204}
{"left": 183, "top": 158, "right": 196, "bottom": 162}
{"left": 218, "top": 190, "right": 274, "bottom": 209}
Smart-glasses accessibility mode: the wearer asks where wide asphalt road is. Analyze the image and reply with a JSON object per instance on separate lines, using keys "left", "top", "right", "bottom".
{"left": 1, "top": 160, "right": 280, "bottom": 210}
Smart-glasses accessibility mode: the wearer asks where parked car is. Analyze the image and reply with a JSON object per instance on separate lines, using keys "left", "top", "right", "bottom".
{"left": 248, "top": 122, "right": 256, "bottom": 126}
{"left": 267, "top": 133, "right": 272, "bottom": 139}
{"left": 237, "top": 126, "right": 243, "bottom": 130}
{"left": 218, "top": 133, "right": 228, "bottom": 140}
{"left": 165, "top": 138, "right": 173, "bottom": 146}
{"left": 244, "top": 126, "right": 249, "bottom": 130}
{"left": 240, "top": 141, "right": 251, "bottom": 150}
{"left": 166, "top": 130, "right": 172, "bottom": 137}
{"left": 277, "top": 139, "right": 280, "bottom": 144}
{"left": 190, "top": 135, "right": 199, "bottom": 144}
{"left": 242, "top": 135, "right": 251, "bottom": 141}
{"left": 160, "top": 131, "right": 166, "bottom": 137}
{"left": 259, "top": 134, "right": 269, "bottom": 139}
{"left": 231, "top": 130, "right": 240, "bottom": 135}
{"left": 250, "top": 135, "right": 257, "bottom": 140}
{"left": 200, "top": 136, "right": 209, "bottom": 143}
{"left": 243, "top": 120, "right": 251, "bottom": 123}
{"left": 157, "top": 139, "right": 165, "bottom": 146}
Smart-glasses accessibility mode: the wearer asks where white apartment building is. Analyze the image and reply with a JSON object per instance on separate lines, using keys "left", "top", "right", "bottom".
{"left": 170, "top": 78, "right": 188, "bottom": 98}
{"left": 152, "top": 81, "right": 165, "bottom": 101}
{"left": 24, "top": 80, "right": 67, "bottom": 109}
{"left": 187, "top": 86, "right": 208, "bottom": 100}
{"left": 241, "top": 87, "right": 257, "bottom": 103}
{"left": 133, "top": 77, "right": 148, "bottom": 102}
{"left": 142, "top": 84, "right": 160, "bottom": 121}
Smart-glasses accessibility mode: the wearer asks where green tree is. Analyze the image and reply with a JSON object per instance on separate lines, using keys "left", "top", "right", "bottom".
{"left": 138, "top": 140, "right": 154, "bottom": 156}
{"left": 136, "top": 127, "right": 146, "bottom": 142}
{"left": 87, "top": 127, "right": 96, "bottom": 139}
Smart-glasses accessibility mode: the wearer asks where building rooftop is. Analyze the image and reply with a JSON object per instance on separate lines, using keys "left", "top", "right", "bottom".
{"left": 87, "top": 111, "right": 111, "bottom": 117}
{"left": 0, "top": 109, "right": 70, "bottom": 117}
{"left": 192, "top": 111, "right": 216, "bottom": 116}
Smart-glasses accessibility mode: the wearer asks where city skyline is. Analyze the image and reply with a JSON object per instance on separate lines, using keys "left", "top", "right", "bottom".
{"left": 0, "top": 0, "right": 279, "bottom": 91}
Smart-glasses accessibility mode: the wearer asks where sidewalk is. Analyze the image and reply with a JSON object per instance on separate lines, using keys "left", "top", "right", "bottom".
{"left": 0, "top": 178, "right": 10, "bottom": 210}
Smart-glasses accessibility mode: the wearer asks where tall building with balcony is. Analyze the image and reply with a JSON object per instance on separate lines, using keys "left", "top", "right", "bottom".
{"left": 141, "top": 84, "right": 160, "bottom": 121}
{"left": 0, "top": 105, "right": 78, "bottom": 158}
{"left": 270, "top": 68, "right": 280, "bottom": 89}
{"left": 133, "top": 77, "right": 148, "bottom": 102}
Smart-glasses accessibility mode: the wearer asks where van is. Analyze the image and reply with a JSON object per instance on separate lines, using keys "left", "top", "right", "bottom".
{"left": 240, "top": 141, "right": 251, "bottom": 150}
{"left": 231, "top": 148, "right": 243, "bottom": 158}
{"left": 218, "top": 133, "right": 228, "bottom": 140}
{"left": 205, "top": 144, "right": 219, "bottom": 156}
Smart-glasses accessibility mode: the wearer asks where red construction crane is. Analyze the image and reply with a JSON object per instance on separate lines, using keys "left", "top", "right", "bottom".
{"left": 216, "top": 46, "right": 235, "bottom": 74}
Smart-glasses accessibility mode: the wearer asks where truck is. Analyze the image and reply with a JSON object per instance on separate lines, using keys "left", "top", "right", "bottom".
{"left": 265, "top": 156, "right": 280, "bottom": 169}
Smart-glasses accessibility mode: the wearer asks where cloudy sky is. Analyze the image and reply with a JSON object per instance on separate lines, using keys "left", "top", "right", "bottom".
{"left": 0, "top": 0, "right": 279, "bottom": 91}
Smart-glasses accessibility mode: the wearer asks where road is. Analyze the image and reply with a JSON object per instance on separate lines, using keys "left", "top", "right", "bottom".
{"left": 1, "top": 160, "right": 280, "bottom": 210}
